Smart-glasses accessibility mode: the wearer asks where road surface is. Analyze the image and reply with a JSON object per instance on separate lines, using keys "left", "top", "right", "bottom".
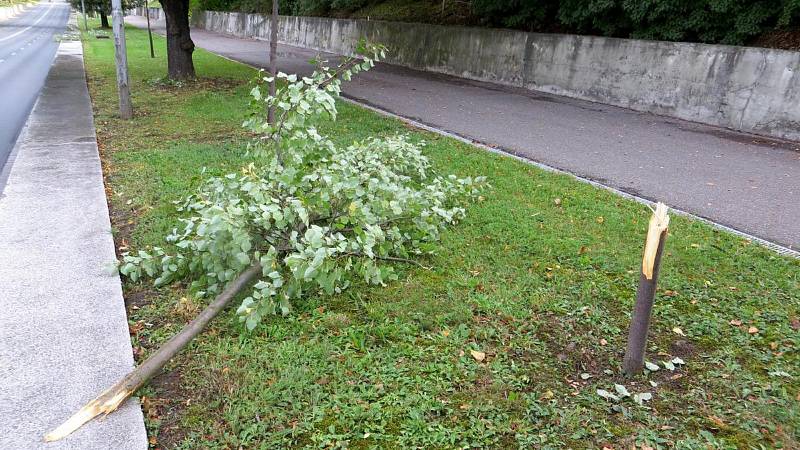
{"left": 0, "top": 1, "right": 70, "bottom": 172}
{"left": 128, "top": 16, "right": 800, "bottom": 251}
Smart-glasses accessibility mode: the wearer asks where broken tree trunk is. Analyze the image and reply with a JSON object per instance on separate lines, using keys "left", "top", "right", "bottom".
{"left": 44, "top": 264, "right": 262, "bottom": 442}
{"left": 622, "top": 202, "right": 670, "bottom": 377}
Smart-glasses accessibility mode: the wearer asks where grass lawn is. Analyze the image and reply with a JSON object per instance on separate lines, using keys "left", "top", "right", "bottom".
{"left": 81, "top": 23, "right": 800, "bottom": 449}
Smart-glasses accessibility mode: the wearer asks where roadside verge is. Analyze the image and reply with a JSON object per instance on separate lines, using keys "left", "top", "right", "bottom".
{"left": 0, "top": 40, "right": 147, "bottom": 449}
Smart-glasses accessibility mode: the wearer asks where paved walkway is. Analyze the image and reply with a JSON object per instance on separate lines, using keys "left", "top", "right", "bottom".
{"left": 0, "top": 41, "right": 147, "bottom": 448}
{"left": 128, "top": 16, "right": 800, "bottom": 251}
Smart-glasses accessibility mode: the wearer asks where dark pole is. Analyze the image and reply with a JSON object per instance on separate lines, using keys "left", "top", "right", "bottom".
{"left": 145, "top": 5, "right": 155, "bottom": 58}
{"left": 623, "top": 203, "right": 670, "bottom": 377}
{"left": 267, "top": 0, "right": 278, "bottom": 125}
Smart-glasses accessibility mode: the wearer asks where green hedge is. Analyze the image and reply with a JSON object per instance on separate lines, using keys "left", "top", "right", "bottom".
{"left": 195, "top": 0, "right": 800, "bottom": 46}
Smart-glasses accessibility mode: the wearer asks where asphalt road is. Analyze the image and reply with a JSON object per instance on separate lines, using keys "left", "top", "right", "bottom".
{"left": 0, "top": 1, "right": 69, "bottom": 172}
{"left": 127, "top": 17, "right": 800, "bottom": 251}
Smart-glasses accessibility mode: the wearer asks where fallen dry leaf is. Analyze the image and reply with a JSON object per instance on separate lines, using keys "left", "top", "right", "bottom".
{"left": 553, "top": 198, "right": 562, "bottom": 206}
{"left": 748, "top": 326, "right": 759, "bottom": 334}
{"left": 708, "top": 415, "right": 726, "bottom": 428}
{"left": 600, "top": 338, "right": 608, "bottom": 346}
{"left": 470, "top": 350, "right": 486, "bottom": 362}
{"left": 672, "top": 327, "right": 686, "bottom": 336}
{"left": 596, "top": 216, "right": 605, "bottom": 224}
{"left": 730, "top": 319, "right": 742, "bottom": 326}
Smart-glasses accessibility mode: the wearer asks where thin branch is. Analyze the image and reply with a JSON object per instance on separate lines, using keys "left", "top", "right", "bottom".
{"left": 340, "top": 251, "right": 431, "bottom": 270}
{"left": 319, "top": 58, "right": 361, "bottom": 89}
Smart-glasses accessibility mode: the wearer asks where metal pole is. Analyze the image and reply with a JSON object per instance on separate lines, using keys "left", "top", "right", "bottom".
{"left": 145, "top": 6, "right": 155, "bottom": 58}
{"left": 111, "top": 0, "right": 133, "bottom": 119}
{"left": 80, "top": 0, "right": 88, "bottom": 31}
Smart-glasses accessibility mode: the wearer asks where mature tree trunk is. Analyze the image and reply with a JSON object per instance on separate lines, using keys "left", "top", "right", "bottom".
{"left": 99, "top": 8, "right": 109, "bottom": 28}
{"left": 159, "top": 0, "right": 195, "bottom": 79}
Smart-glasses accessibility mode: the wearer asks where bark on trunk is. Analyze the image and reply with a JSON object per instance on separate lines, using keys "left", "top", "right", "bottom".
{"left": 160, "top": 0, "right": 195, "bottom": 79}
{"left": 99, "top": 9, "right": 109, "bottom": 28}
{"left": 622, "top": 203, "right": 670, "bottom": 376}
{"left": 44, "top": 264, "right": 263, "bottom": 442}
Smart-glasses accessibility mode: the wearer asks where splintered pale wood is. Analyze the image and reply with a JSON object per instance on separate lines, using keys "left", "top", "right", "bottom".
{"left": 642, "top": 202, "right": 669, "bottom": 279}
{"left": 44, "top": 264, "right": 262, "bottom": 442}
{"left": 623, "top": 203, "right": 670, "bottom": 377}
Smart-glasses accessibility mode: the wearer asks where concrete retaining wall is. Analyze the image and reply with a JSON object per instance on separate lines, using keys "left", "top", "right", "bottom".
{"left": 0, "top": 2, "right": 36, "bottom": 21}
{"left": 190, "top": 11, "right": 800, "bottom": 141}
{"left": 133, "top": 6, "right": 164, "bottom": 26}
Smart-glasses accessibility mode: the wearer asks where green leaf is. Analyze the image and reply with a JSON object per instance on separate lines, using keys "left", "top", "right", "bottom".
{"left": 614, "top": 384, "right": 631, "bottom": 397}
{"left": 633, "top": 392, "right": 653, "bottom": 405}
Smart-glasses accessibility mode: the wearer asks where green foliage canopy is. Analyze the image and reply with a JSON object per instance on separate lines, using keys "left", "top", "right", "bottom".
{"left": 118, "top": 43, "right": 486, "bottom": 330}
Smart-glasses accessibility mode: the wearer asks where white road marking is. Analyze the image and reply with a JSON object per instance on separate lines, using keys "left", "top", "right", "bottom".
{"left": 0, "top": 4, "right": 55, "bottom": 42}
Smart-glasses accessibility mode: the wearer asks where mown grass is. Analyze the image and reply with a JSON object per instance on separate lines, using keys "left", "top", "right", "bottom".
{"left": 82, "top": 22, "right": 800, "bottom": 449}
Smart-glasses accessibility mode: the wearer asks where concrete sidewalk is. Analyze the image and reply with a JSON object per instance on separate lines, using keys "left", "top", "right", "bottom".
{"left": 0, "top": 41, "right": 147, "bottom": 449}
{"left": 126, "top": 16, "right": 800, "bottom": 252}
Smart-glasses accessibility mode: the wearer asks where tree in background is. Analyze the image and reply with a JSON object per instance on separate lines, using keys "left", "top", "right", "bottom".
{"left": 68, "top": 0, "right": 113, "bottom": 28}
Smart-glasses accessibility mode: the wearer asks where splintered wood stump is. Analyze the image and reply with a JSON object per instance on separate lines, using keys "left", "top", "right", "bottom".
{"left": 623, "top": 203, "right": 670, "bottom": 377}
{"left": 44, "top": 264, "right": 262, "bottom": 442}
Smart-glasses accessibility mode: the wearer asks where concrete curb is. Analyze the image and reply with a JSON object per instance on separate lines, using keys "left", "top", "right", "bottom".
{"left": 0, "top": 37, "right": 148, "bottom": 448}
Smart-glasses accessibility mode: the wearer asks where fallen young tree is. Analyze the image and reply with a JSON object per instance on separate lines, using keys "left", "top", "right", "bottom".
{"left": 45, "top": 42, "right": 486, "bottom": 441}
{"left": 44, "top": 265, "right": 261, "bottom": 442}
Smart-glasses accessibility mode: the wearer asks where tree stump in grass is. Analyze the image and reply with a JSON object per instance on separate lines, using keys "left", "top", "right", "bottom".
{"left": 623, "top": 202, "right": 670, "bottom": 377}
